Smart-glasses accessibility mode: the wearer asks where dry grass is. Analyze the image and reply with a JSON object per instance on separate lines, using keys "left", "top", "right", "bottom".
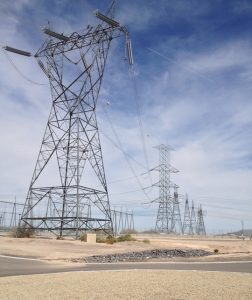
{"left": 0, "top": 270, "right": 251, "bottom": 299}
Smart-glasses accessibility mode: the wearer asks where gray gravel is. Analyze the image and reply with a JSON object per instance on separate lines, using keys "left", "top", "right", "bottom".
{"left": 85, "top": 249, "right": 212, "bottom": 263}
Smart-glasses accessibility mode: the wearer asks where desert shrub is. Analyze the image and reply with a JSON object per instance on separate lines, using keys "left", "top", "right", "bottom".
{"left": 96, "top": 236, "right": 116, "bottom": 244}
{"left": 116, "top": 234, "right": 136, "bottom": 242}
{"left": 8, "top": 229, "right": 18, "bottom": 238}
{"left": 106, "top": 236, "right": 116, "bottom": 244}
{"left": 142, "top": 239, "right": 150, "bottom": 244}
{"left": 214, "top": 248, "right": 219, "bottom": 253}
{"left": 120, "top": 229, "right": 138, "bottom": 235}
{"left": 15, "top": 226, "right": 35, "bottom": 238}
{"left": 96, "top": 237, "right": 106, "bottom": 243}
{"left": 79, "top": 234, "right": 87, "bottom": 242}
{"left": 141, "top": 229, "right": 157, "bottom": 234}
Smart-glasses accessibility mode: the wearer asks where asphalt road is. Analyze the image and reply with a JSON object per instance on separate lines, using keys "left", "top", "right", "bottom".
{"left": 0, "top": 256, "right": 252, "bottom": 277}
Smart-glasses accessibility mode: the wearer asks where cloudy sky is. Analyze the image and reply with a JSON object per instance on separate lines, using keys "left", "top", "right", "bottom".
{"left": 0, "top": 0, "right": 252, "bottom": 232}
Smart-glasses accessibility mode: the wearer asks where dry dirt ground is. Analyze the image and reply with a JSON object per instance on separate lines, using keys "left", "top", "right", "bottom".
{"left": 0, "top": 270, "right": 251, "bottom": 300}
{"left": 0, "top": 234, "right": 252, "bottom": 262}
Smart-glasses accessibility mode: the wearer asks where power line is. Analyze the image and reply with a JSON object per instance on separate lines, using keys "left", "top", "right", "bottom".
{"left": 2, "top": 49, "right": 47, "bottom": 86}
{"left": 129, "top": 66, "right": 153, "bottom": 186}
{"left": 102, "top": 105, "right": 152, "bottom": 201}
{"left": 109, "top": 185, "right": 153, "bottom": 196}
{"left": 100, "top": 127, "right": 147, "bottom": 170}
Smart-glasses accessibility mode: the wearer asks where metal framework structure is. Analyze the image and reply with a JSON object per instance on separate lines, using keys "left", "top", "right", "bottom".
{"left": 171, "top": 185, "right": 183, "bottom": 234}
{"left": 112, "top": 209, "right": 134, "bottom": 236}
{"left": 3, "top": 1, "right": 134, "bottom": 237}
{"left": 154, "top": 144, "right": 179, "bottom": 233}
{"left": 0, "top": 200, "right": 23, "bottom": 230}
{"left": 189, "top": 201, "right": 197, "bottom": 235}
{"left": 196, "top": 205, "right": 206, "bottom": 235}
{"left": 182, "top": 194, "right": 191, "bottom": 234}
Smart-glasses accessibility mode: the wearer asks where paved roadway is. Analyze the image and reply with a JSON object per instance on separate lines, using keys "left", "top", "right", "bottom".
{"left": 0, "top": 255, "right": 252, "bottom": 277}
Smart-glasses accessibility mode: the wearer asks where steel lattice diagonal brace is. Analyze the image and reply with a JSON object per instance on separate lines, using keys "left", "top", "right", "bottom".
{"left": 1, "top": 1, "right": 135, "bottom": 238}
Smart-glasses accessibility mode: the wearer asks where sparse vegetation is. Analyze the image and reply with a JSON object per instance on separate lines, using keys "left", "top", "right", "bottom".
{"left": 117, "top": 234, "right": 136, "bottom": 242}
{"left": 105, "top": 236, "right": 116, "bottom": 244}
{"left": 96, "top": 234, "right": 136, "bottom": 244}
{"left": 120, "top": 229, "right": 138, "bottom": 234}
{"left": 142, "top": 239, "right": 150, "bottom": 244}
{"left": 214, "top": 249, "right": 219, "bottom": 253}
{"left": 96, "top": 235, "right": 116, "bottom": 244}
{"left": 141, "top": 229, "right": 157, "bottom": 234}
{"left": 79, "top": 234, "right": 87, "bottom": 242}
{"left": 15, "top": 226, "right": 35, "bottom": 238}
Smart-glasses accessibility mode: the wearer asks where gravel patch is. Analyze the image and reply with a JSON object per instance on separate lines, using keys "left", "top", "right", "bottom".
{"left": 0, "top": 270, "right": 251, "bottom": 300}
{"left": 85, "top": 248, "right": 212, "bottom": 263}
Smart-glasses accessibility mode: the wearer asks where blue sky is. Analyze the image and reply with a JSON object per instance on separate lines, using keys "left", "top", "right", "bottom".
{"left": 0, "top": 0, "right": 252, "bottom": 232}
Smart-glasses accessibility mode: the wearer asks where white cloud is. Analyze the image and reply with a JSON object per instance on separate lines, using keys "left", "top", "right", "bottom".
{"left": 0, "top": 0, "right": 251, "bottom": 232}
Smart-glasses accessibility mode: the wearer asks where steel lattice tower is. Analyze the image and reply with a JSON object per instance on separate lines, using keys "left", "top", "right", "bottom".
{"left": 182, "top": 193, "right": 191, "bottom": 234}
{"left": 189, "top": 201, "right": 197, "bottom": 235}
{"left": 16, "top": 2, "right": 133, "bottom": 237}
{"left": 154, "top": 144, "right": 178, "bottom": 233}
{"left": 196, "top": 205, "right": 206, "bottom": 235}
{"left": 171, "top": 185, "right": 183, "bottom": 234}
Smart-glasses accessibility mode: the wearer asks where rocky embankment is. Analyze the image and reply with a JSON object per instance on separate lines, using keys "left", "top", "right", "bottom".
{"left": 85, "top": 249, "right": 212, "bottom": 263}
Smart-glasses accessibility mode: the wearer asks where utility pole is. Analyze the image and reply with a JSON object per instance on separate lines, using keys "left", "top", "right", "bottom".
{"left": 5, "top": 1, "right": 134, "bottom": 238}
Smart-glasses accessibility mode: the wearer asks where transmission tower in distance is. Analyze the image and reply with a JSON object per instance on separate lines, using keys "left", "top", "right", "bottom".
{"left": 154, "top": 144, "right": 178, "bottom": 233}
{"left": 196, "top": 205, "right": 206, "bottom": 235}
{"left": 5, "top": 1, "right": 134, "bottom": 237}
{"left": 189, "top": 201, "right": 197, "bottom": 235}
{"left": 182, "top": 193, "right": 191, "bottom": 234}
{"left": 171, "top": 185, "right": 183, "bottom": 234}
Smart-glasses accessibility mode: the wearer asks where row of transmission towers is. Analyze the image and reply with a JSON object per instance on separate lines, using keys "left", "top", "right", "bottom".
{"left": 182, "top": 195, "right": 206, "bottom": 235}
{"left": 153, "top": 144, "right": 206, "bottom": 235}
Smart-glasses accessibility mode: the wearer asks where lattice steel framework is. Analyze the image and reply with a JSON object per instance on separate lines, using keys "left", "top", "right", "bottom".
{"left": 189, "top": 201, "right": 197, "bottom": 235}
{"left": 196, "top": 205, "right": 206, "bottom": 235}
{"left": 154, "top": 144, "right": 178, "bottom": 233}
{"left": 182, "top": 194, "right": 191, "bottom": 234}
{"left": 20, "top": 2, "right": 132, "bottom": 237}
{"left": 171, "top": 185, "right": 183, "bottom": 234}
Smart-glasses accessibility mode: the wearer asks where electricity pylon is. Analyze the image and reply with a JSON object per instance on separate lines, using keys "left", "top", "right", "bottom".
{"left": 5, "top": 1, "right": 133, "bottom": 237}
{"left": 196, "top": 205, "right": 206, "bottom": 235}
{"left": 171, "top": 185, "right": 183, "bottom": 234}
{"left": 189, "top": 201, "right": 197, "bottom": 235}
{"left": 154, "top": 144, "right": 179, "bottom": 233}
{"left": 182, "top": 193, "right": 191, "bottom": 234}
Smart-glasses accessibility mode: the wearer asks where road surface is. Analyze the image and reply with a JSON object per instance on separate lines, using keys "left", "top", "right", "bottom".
{"left": 0, "top": 255, "right": 251, "bottom": 277}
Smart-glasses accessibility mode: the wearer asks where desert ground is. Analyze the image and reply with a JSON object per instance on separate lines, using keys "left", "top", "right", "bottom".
{"left": 0, "top": 234, "right": 251, "bottom": 262}
{"left": 0, "top": 234, "right": 251, "bottom": 299}
{"left": 0, "top": 270, "right": 251, "bottom": 300}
